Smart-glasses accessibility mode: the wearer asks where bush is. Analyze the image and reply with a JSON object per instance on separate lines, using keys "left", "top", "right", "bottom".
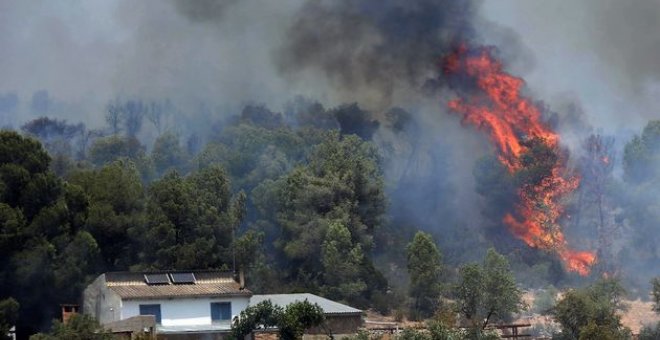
{"left": 639, "top": 322, "right": 660, "bottom": 340}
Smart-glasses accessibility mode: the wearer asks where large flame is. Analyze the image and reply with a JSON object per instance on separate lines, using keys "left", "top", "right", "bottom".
{"left": 445, "top": 45, "right": 596, "bottom": 275}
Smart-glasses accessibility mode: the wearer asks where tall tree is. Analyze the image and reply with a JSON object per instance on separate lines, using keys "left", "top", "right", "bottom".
{"left": 0, "top": 131, "right": 92, "bottom": 336}
{"left": 652, "top": 277, "right": 660, "bottom": 314}
{"left": 68, "top": 161, "right": 145, "bottom": 269}
{"left": 406, "top": 231, "right": 442, "bottom": 319}
{"left": 454, "top": 248, "right": 524, "bottom": 332}
{"left": 574, "top": 134, "right": 618, "bottom": 274}
{"left": 135, "top": 166, "right": 244, "bottom": 270}
{"left": 105, "top": 100, "right": 123, "bottom": 136}
{"left": 321, "top": 222, "right": 367, "bottom": 302}
{"left": 272, "top": 131, "right": 386, "bottom": 303}
{"left": 620, "top": 120, "right": 660, "bottom": 281}
{"left": 151, "top": 131, "right": 189, "bottom": 177}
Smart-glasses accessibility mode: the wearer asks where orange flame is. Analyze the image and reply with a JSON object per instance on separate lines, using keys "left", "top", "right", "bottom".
{"left": 445, "top": 44, "right": 596, "bottom": 275}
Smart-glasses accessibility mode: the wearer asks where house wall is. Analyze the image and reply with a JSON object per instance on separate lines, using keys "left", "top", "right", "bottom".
{"left": 83, "top": 274, "right": 122, "bottom": 324}
{"left": 122, "top": 297, "right": 249, "bottom": 327}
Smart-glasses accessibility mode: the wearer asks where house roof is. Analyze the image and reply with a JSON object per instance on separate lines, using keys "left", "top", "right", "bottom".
{"left": 250, "top": 293, "right": 362, "bottom": 316}
{"left": 104, "top": 271, "right": 252, "bottom": 300}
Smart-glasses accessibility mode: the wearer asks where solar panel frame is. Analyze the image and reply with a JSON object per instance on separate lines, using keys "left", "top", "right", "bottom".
{"left": 169, "top": 272, "right": 196, "bottom": 284}
{"left": 144, "top": 273, "right": 170, "bottom": 285}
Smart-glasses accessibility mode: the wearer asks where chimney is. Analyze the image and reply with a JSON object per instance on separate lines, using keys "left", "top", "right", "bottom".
{"left": 61, "top": 304, "right": 79, "bottom": 324}
{"left": 239, "top": 268, "right": 245, "bottom": 290}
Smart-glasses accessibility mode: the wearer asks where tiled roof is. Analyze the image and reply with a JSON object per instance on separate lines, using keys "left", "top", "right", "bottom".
{"left": 104, "top": 271, "right": 251, "bottom": 300}
{"left": 250, "top": 293, "right": 362, "bottom": 315}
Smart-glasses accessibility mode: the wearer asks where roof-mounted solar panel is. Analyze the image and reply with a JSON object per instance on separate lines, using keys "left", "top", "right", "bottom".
{"left": 170, "top": 272, "right": 196, "bottom": 284}
{"left": 144, "top": 273, "right": 170, "bottom": 285}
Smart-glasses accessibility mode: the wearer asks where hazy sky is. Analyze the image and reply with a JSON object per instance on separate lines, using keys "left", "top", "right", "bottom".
{"left": 0, "top": 0, "right": 658, "bottom": 133}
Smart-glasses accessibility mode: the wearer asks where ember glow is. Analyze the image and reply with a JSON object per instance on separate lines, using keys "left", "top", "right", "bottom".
{"left": 445, "top": 45, "right": 596, "bottom": 275}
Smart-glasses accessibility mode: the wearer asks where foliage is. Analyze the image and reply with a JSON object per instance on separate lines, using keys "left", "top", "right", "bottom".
{"left": 68, "top": 161, "right": 144, "bottom": 269}
{"left": 278, "top": 299, "right": 325, "bottom": 340}
{"left": 0, "top": 131, "right": 93, "bottom": 335}
{"left": 552, "top": 278, "right": 630, "bottom": 340}
{"left": 20, "top": 117, "right": 84, "bottom": 163}
{"left": 406, "top": 232, "right": 443, "bottom": 319}
{"left": 231, "top": 300, "right": 282, "bottom": 340}
{"left": 151, "top": 131, "right": 189, "bottom": 177}
{"left": 394, "top": 321, "right": 495, "bottom": 340}
{"left": 623, "top": 120, "right": 660, "bottom": 184}
{"left": 454, "top": 248, "right": 524, "bottom": 332}
{"left": 321, "top": 221, "right": 367, "bottom": 302}
{"left": 231, "top": 299, "right": 324, "bottom": 340}
{"left": 652, "top": 277, "right": 660, "bottom": 314}
{"left": 30, "top": 314, "right": 112, "bottom": 340}
{"left": 258, "top": 130, "right": 386, "bottom": 305}
{"left": 133, "top": 165, "right": 244, "bottom": 270}
{"left": 0, "top": 298, "right": 18, "bottom": 340}
{"left": 639, "top": 322, "right": 660, "bottom": 340}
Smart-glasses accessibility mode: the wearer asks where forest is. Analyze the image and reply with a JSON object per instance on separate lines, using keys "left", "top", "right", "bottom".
{"left": 0, "top": 95, "right": 660, "bottom": 339}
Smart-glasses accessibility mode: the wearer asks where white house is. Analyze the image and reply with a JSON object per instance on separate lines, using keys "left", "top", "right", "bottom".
{"left": 83, "top": 271, "right": 251, "bottom": 337}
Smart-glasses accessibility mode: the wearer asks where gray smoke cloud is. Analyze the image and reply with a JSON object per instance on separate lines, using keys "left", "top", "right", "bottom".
{"left": 171, "top": 0, "right": 239, "bottom": 22}
{"left": 275, "top": 0, "right": 481, "bottom": 108}
{"left": 481, "top": 0, "right": 660, "bottom": 135}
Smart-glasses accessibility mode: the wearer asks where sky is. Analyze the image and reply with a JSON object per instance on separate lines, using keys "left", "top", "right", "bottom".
{"left": 0, "top": 0, "right": 658, "bottom": 134}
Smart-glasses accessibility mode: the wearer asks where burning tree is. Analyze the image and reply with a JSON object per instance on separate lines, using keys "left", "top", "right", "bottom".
{"left": 444, "top": 45, "right": 595, "bottom": 275}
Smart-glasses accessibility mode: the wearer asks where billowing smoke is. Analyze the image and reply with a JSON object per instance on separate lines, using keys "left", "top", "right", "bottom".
{"left": 275, "top": 0, "right": 480, "bottom": 107}
{"left": 481, "top": 0, "right": 660, "bottom": 131}
{"left": 171, "top": 0, "right": 239, "bottom": 22}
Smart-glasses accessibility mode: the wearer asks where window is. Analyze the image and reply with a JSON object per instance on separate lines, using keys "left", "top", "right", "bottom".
{"left": 210, "top": 302, "right": 231, "bottom": 323}
{"left": 139, "top": 304, "right": 162, "bottom": 324}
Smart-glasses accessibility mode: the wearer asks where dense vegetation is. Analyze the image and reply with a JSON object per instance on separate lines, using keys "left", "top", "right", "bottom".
{"left": 0, "top": 98, "right": 659, "bottom": 338}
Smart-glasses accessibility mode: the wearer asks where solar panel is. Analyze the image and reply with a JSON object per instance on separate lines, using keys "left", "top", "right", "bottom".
{"left": 170, "top": 272, "right": 196, "bottom": 284}
{"left": 144, "top": 273, "right": 170, "bottom": 285}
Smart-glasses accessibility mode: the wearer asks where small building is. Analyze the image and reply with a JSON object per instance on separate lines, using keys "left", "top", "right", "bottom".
{"left": 250, "top": 293, "right": 363, "bottom": 338}
{"left": 83, "top": 271, "right": 251, "bottom": 339}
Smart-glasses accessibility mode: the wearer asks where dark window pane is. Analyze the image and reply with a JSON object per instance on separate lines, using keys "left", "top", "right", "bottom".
{"left": 211, "top": 302, "right": 231, "bottom": 322}
{"left": 139, "top": 304, "right": 162, "bottom": 324}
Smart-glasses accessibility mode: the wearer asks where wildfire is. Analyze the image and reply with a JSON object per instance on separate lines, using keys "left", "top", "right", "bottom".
{"left": 444, "top": 44, "right": 596, "bottom": 275}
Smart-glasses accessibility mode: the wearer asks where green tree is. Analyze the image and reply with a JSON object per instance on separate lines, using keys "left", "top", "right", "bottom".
{"left": 68, "top": 160, "right": 145, "bottom": 269}
{"left": 406, "top": 231, "right": 442, "bottom": 319}
{"left": 272, "top": 131, "right": 386, "bottom": 303}
{"left": 151, "top": 131, "right": 189, "bottom": 177}
{"left": 88, "top": 135, "right": 145, "bottom": 166}
{"left": 321, "top": 221, "right": 367, "bottom": 302}
{"left": 30, "top": 314, "right": 112, "bottom": 340}
{"left": 278, "top": 300, "right": 325, "bottom": 340}
{"left": 652, "top": 277, "right": 660, "bottom": 313}
{"left": 639, "top": 322, "right": 660, "bottom": 340}
{"left": 0, "top": 131, "right": 92, "bottom": 336}
{"left": 0, "top": 298, "right": 18, "bottom": 340}
{"left": 231, "top": 300, "right": 324, "bottom": 340}
{"left": 135, "top": 166, "right": 244, "bottom": 270}
{"left": 454, "top": 248, "right": 524, "bottom": 332}
{"left": 619, "top": 121, "right": 660, "bottom": 284}
{"left": 552, "top": 279, "right": 630, "bottom": 340}
{"left": 623, "top": 120, "right": 660, "bottom": 184}
{"left": 639, "top": 278, "right": 660, "bottom": 340}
